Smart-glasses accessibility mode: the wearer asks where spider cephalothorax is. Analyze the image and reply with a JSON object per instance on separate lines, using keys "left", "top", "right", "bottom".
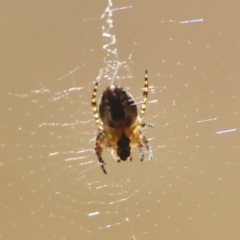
{"left": 92, "top": 69, "right": 153, "bottom": 174}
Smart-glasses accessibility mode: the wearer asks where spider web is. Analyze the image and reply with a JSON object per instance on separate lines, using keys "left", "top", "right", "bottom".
{"left": 1, "top": 0, "right": 240, "bottom": 239}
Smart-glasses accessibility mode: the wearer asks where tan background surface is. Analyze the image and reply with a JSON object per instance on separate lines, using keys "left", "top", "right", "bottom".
{"left": 1, "top": 0, "right": 239, "bottom": 239}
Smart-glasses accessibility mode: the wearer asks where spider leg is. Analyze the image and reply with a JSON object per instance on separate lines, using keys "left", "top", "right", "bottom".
{"left": 129, "top": 149, "right": 133, "bottom": 161}
{"left": 139, "top": 69, "right": 149, "bottom": 121}
{"left": 95, "top": 131, "right": 107, "bottom": 174}
{"left": 139, "top": 129, "right": 153, "bottom": 160}
{"left": 138, "top": 138, "right": 144, "bottom": 161}
{"left": 111, "top": 149, "right": 121, "bottom": 162}
{"left": 141, "top": 122, "right": 154, "bottom": 128}
{"left": 92, "top": 81, "right": 102, "bottom": 128}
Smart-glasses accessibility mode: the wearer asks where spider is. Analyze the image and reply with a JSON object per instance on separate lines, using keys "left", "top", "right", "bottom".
{"left": 92, "top": 69, "right": 153, "bottom": 174}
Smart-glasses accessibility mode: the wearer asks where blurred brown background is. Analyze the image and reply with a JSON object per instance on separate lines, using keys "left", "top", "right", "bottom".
{"left": 1, "top": 0, "right": 239, "bottom": 239}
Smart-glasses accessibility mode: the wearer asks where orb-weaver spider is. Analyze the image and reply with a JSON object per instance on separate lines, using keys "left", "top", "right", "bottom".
{"left": 92, "top": 70, "right": 153, "bottom": 174}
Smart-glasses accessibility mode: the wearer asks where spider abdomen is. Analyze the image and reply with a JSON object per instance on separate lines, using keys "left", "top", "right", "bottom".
{"left": 99, "top": 85, "right": 137, "bottom": 129}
